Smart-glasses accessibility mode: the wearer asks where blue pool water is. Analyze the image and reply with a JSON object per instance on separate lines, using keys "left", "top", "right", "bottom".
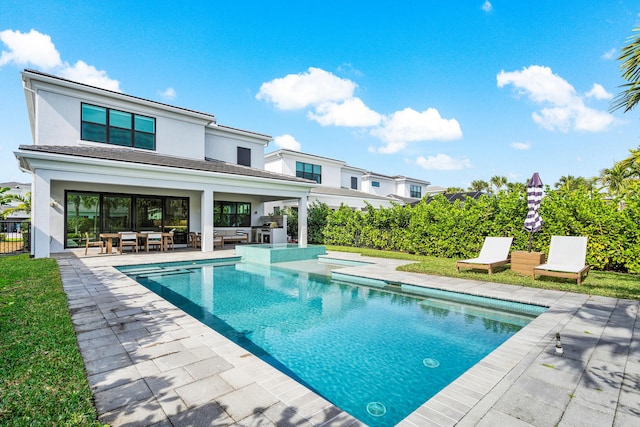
{"left": 119, "top": 260, "right": 545, "bottom": 426}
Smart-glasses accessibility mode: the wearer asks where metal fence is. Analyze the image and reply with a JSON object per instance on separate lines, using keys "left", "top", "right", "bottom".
{"left": 0, "top": 220, "right": 30, "bottom": 255}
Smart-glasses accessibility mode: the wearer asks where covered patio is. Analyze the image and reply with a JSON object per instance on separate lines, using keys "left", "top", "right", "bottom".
{"left": 15, "top": 145, "right": 316, "bottom": 258}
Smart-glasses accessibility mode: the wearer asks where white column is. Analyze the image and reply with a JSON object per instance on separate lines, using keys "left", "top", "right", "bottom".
{"left": 298, "top": 193, "right": 308, "bottom": 248}
{"left": 32, "top": 171, "right": 51, "bottom": 258}
{"left": 201, "top": 189, "right": 214, "bottom": 252}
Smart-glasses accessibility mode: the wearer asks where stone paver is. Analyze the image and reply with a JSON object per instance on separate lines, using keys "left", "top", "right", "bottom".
{"left": 54, "top": 248, "right": 640, "bottom": 426}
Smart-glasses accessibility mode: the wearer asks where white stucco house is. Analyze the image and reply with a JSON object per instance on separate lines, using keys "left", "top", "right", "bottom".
{"left": 14, "top": 69, "right": 316, "bottom": 258}
{"left": 264, "top": 149, "right": 431, "bottom": 211}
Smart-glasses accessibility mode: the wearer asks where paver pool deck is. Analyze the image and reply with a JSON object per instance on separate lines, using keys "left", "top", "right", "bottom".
{"left": 54, "top": 249, "right": 639, "bottom": 426}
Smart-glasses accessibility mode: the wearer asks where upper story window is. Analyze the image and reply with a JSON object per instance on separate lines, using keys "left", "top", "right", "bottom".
{"left": 371, "top": 181, "right": 380, "bottom": 188}
{"left": 296, "top": 161, "right": 321, "bottom": 184}
{"left": 237, "top": 147, "right": 251, "bottom": 167}
{"left": 351, "top": 176, "right": 358, "bottom": 190}
{"left": 410, "top": 184, "right": 422, "bottom": 198}
{"left": 81, "top": 103, "right": 156, "bottom": 150}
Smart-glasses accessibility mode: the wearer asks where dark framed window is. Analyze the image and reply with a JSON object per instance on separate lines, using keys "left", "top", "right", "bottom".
{"left": 350, "top": 176, "right": 358, "bottom": 190}
{"left": 237, "top": 147, "right": 251, "bottom": 167}
{"left": 81, "top": 103, "right": 156, "bottom": 150}
{"left": 410, "top": 184, "right": 422, "bottom": 198}
{"left": 214, "top": 201, "right": 251, "bottom": 227}
{"left": 64, "top": 191, "right": 189, "bottom": 247}
{"left": 371, "top": 181, "right": 380, "bottom": 188}
{"left": 296, "top": 161, "right": 321, "bottom": 183}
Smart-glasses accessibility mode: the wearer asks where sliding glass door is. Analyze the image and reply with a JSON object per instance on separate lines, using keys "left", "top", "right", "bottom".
{"left": 64, "top": 191, "right": 189, "bottom": 247}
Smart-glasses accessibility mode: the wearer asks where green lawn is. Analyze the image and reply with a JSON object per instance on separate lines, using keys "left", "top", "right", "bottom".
{"left": 326, "top": 245, "right": 640, "bottom": 300}
{"left": 0, "top": 254, "right": 102, "bottom": 426}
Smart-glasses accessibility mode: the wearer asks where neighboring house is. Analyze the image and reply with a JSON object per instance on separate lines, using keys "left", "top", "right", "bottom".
{"left": 14, "top": 69, "right": 316, "bottom": 258}
{"left": 264, "top": 149, "right": 431, "bottom": 211}
{"left": 361, "top": 171, "right": 429, "bottom": 203}
{"left": 0, "top": 181, "right": 31, "bottom": 232}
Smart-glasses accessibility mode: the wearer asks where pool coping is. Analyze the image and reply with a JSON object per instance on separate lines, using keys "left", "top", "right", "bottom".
{"left": 55, "top": 249, "right": 639, "bottom": 426}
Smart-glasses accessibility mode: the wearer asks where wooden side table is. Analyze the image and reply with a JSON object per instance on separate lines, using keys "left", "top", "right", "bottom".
{"left": 511, "top": 251, "right": 545, "bottom": 275}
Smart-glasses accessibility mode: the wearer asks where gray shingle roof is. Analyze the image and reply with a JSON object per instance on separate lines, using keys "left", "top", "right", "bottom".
{"left": 18, "top": 145, "right": 316, "bottom": 184}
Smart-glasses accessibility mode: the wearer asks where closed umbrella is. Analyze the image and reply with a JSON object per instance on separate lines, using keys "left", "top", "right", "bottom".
{"left": 524, "top": 172, "right": 543, "bottom": 251}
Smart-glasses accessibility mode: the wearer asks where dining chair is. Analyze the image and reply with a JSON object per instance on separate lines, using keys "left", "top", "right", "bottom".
{"left": 84, "top": 232, "right": 104, "bottom": 255}
{"left": 119, "top": 232, "right": 139, "bottom": 253}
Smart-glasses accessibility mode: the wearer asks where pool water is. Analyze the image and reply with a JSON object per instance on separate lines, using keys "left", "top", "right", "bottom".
{"left": 120, "top": 260, "right": 544, "bottom": 426}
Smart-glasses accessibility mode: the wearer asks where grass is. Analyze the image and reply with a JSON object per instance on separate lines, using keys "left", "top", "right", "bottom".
{"left": 0, "top": 254, "right": 102, "bottom": 426}
{"left": 325, "top": 245, "right": 640, "bottom": 300}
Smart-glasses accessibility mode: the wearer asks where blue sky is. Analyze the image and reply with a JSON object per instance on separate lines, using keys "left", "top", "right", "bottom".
{"left": 1, "top": 1, "right": 640, "bottom": 189}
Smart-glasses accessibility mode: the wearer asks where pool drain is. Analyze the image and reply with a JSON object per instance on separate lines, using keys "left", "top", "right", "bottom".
{"left": 366, "top": 401, "right": 386, "bottom": 417}
{"left": 423, "top": 357, "right": 440, "bottom": 368}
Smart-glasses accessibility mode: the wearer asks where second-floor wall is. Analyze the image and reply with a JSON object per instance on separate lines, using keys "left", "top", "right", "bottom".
{"left": 22, "top": 69, "right": 271, "bottom": 166}
{"left": 265, "top": 150, "right": 344, "bottom": 187}
{"left": 206, "top": 125, "right": 269, "bottom": 169}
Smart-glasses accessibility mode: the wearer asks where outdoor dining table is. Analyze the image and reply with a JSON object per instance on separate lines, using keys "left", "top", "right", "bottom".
{"left": 98, "top": 233, "right": 120, "bottom": 254}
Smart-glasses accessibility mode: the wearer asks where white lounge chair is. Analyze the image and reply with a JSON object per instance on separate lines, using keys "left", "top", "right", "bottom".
{"left": 533, "top": 236, "right": 589, "bottom": 285}
{"left": 456, "top": 237, "right": 513, "bottom": 274}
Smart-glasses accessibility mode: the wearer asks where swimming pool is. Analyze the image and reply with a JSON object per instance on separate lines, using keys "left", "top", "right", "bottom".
{"left": 119, "top": 259, "right": 546, "bottom": 426}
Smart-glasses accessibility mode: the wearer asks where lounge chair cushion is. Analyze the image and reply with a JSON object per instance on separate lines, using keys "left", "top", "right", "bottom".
{"left": 456, "top": 237, "right": 513, "bottom": 274}
{"left": 533, "top": 236, "right": 589, "bottom": 284}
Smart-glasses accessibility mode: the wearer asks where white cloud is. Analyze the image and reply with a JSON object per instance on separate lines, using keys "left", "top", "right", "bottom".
{"left": 585, "top": 83, "right": 612, "bottom": 100}
{"left": 256, "top": 67, "right": 356, "bottom": 110}
{"left": 59, "top": 60, "right": 121, "bottom": 92}
{"left": 497, "top": 65, "right": 576, "bottom": 106}
{"left": 158, "top": 87, "right": 176, "bottom": 100}
{"left": 307, "top": 97, "right": 381, "bottom": 127}
{"left": 511, "top": 141, "right": 531, "bottom": 150}
{"left": 0, "top": 29, "right": 61, "bottom": 69}
{"left": 572, "top": 104, "right": 617, "bottom": 132}
{"left": 497, "top": 65, "right": 614, "bottom": 132}
{"left": 416, "top": 154, "right": 472, "bottom": 171}
{"left": 273, "top": 134, "right": 301, "bottom": 151}
{"left": 482, "top": 1, "right": 493, "bottom": 12}
{"left": 370, "top": 107, "right": 463, "bottom": 153}
{"left": 601, "top": 48, "right": 616, "bottom": 60}
{"left": 258, "top": 67, "right": 463, "bottom": 154}
{"left": 0, "top": 28, "right": 121, "bottom": 92}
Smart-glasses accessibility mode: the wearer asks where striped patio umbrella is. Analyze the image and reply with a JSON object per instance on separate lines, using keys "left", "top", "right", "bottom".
{"left": 524, "top": 172, "right": 543, "bottom": 251}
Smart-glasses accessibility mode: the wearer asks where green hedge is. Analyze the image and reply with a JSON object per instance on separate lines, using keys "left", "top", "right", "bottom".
{"left": 320, "top": 185, "right": 640, "bottom": 273}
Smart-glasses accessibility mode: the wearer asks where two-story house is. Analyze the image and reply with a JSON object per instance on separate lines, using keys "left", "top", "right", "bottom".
{"left": 14, "top": 69, "right": 316, "bottom": 258}
{"left": 263, "top": 149, "right": 431, "bottom": 211}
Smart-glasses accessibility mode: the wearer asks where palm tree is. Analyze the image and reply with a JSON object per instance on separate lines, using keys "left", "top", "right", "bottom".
{"left": 468, "top": 180, "right": 489, "bottom": 192}
{"left": 617, "top": 146, "right": 640, "bottom": 177}
{"left": 611, "top": 27, "right": 640, "bottom": 113}
{"left": 506, "top": 181, "right": 526, "bottom": 193}
{"left": 1, "top": 192, "right": 31, "bottom": 218}
{"left": 490, "top": 175, "right": 508, "bottom": 193}
{"left": 0, "top": 186, "right": 10, "bottom": 207}
{"left": 599, "top": 163, "right": 631, "bottom": 196}
{"left": 444, "top": 186, "right": 465, "bottom": 193}
{"left": 554, "top": 175, "right": 598, "bottom": 193}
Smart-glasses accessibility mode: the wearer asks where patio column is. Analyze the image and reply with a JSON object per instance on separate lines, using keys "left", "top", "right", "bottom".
{"left": 201, "top": 188, "right": 214, "bottom": 251}
{"left": 32, "top": 171, "right": 51, "bottom": 258}
{"left": 298, "top": 193, "right": 308, "bottom": 248}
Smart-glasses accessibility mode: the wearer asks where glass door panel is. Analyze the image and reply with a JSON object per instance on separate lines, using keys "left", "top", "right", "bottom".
{"left": 136, "top": 197, "right": 163, "bottom": 231}
{"left": 103, "top": 195, "right": 132, "bottom": 232}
